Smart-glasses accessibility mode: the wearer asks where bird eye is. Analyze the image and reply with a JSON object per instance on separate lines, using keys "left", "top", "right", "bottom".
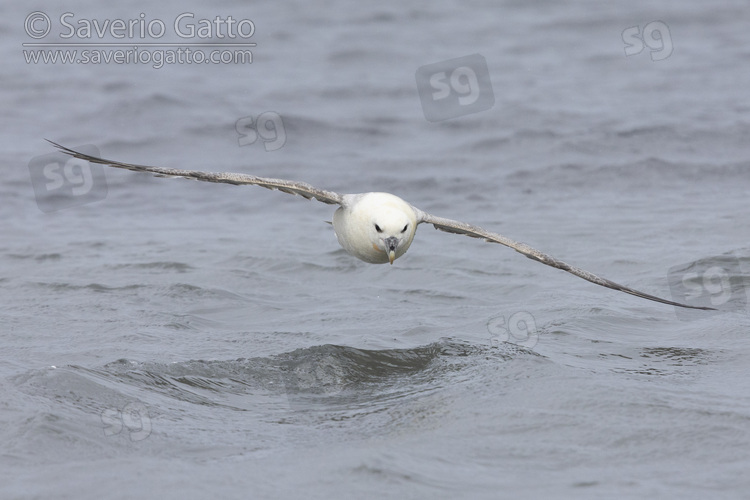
{"left": 401, "top": 224, "right": 408, "bottom": 233}
{"left": 374, "top": 224, "right": 382, "bottom": 233}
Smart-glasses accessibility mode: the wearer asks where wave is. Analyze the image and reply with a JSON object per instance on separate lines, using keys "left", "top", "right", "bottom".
{"left": 13, "top": 338, "right": 530, "bottom": 416}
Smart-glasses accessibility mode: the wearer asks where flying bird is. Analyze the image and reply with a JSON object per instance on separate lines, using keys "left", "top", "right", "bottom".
{"left": 48, "top": 140, "right": 713, "bottom": 311}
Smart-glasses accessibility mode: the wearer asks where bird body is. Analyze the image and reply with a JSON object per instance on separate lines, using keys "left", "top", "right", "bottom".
{"left": 333, "top": 192, "right": 418, "bottom": 264}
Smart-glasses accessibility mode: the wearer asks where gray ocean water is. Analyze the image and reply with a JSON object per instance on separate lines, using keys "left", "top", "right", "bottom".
{"left": 3, "top": 0, "right": 750, "bottom": 498}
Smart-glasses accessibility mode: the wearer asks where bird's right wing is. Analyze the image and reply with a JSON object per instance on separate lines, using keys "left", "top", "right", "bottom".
{"left": 48, "top": 141, "right": 345, "bottom": 206}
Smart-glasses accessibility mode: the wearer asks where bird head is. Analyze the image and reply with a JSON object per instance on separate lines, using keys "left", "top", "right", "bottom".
{"left": 369, "top": 208, "right": 415, "bottom": 264}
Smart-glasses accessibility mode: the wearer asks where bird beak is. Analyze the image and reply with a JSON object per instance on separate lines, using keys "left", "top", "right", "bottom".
{"left": 385, "top": 237, "right": 399, "bottom": 265}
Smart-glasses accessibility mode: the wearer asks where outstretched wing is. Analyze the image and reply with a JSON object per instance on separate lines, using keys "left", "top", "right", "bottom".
{"left": 415, "top": 210, "right": 714, "bottom": 311}
{"left": 48, "top": 141, "right": 344, "bottom": 206}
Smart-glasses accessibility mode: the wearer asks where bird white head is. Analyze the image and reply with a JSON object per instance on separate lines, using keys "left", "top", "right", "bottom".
{"left": 370, "top": 205, "right": 414, "bottom": 264}
{"left": 333, "top": 192, "right": 418, "bottom": 265}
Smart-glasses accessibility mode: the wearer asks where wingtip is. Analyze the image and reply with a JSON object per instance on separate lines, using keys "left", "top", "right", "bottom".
{"left": 694, "top": 305, "right": 719, "bottom": 311}
{"left": 45, "top": 139, "right": 74, "bottom": 155}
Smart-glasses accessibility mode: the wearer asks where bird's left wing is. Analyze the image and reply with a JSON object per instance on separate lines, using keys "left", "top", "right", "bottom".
{"left": 415, "top": 209, "right": 714, "bottom": 311}
{"left": 48, "top": 141, "right": 344, "bottom": 206}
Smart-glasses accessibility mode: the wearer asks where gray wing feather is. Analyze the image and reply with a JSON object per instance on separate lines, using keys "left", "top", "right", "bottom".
{"left": 48, "top": 141, "right": 344, "bottom": 206}
{"left": 415, "top": 209, "right": 715, "bottom": 311}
